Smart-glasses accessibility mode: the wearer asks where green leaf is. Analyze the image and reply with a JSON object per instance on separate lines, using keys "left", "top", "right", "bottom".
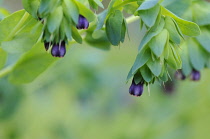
{"left": 188, "top": 39, "right": 208, "bottom": 71}
{"left": 193, "top": 1, "right": 210, "bottom": 26}
{"left": 159, "top": 70, "right": 168, "bottom": 82}
{"left": 0, "top": 8, "right": 10, "bottom": 20}
{"left": 171, "top": 17, "right": 184, "bottom": 39}
{"left": 106, "top": 10, "right": 123, "bottom": 46}
{"left": 2, "top": 33, "right": 38, "bottom": 54}
{"left": 165, "top": 45, "right": 179, "bottom": 69}
{"left": 0, "top": 48, "right": 7, "bottom": 70}
{"left": 137, "top": 0, "right": 159, "bottom": 10}
{"left": 163, "top": 39, "right": 169, "bottom": 60}
{"left": 196, "top": 28, "right": 210, "bottom": 53}
{"left": 161, "top": 6, "right": 200, "bottom": 36}
{"left": 120, "top": 18, "right": 127, "bottom": 43}
{"left": 38, "top": 0, "right": 58, "bottom": 16}
{"left": 123, "top": 2, "right": 139, "bottom": 14}
{"left": 22, "top": 0, "right": 40, "bottom": 18}
{"left": 9, "top": 42, "right": 57, "bottom": 84}
{"left": 95, "top": 0, "right": 117, "bottom": 30}
{"left": 1, "top": 18, "right": 42, "bottom": 53}
{"left": 0, "top": 10, "right": 27, "bottom": 43}
{"left": 93, "top": 0, "right": 104, "bottom": 8}
{"left": 47, "top": 6, "right": 63, "bottom": 33}
{"left": 179, "top": 41, "right": 192, "bottom": 76}
{"left": 96, "top": 10, "right": 108, "bottom": 30}
{"left": 163, "top": 0, "right": 191, "bottom": 19}
{"left": 63, "top": 0, "right": 79, "bottom": 24}
{"left": 140, "top": 66, "right": 153, "bottom": 83}
{"left": 138, "top": 4, "right": 160, "bottom": 27}
{"left": 71, "top": 26, "right": 82, "bottom": 44}
{"left": 146, "top": 58, "right": 162, "bottom": 76}
{"left": 132, "top": 48, "right": 151, "bottom": 74}
{"left": 85, "top": 29, "right": 111, "bottom": 50}
{"left": 63, "top": 18, "right": 72, "bottom": 41}
{"left": 138, "top": 17, "right": 165, "bottom": 50}
{"left": 149, "top": 29, "right": 168, "bottom": 57}
{"left": 164, "top": 16, "right": 181, "bottom": 44}
{"left": 88, "top": 0, "right": 98, "bottom": 10}
{"left": 127, "top": 67, "right": 134, "bottom": 81}
{"left": 170, "top": 45, "right": 182, "bottom": 69}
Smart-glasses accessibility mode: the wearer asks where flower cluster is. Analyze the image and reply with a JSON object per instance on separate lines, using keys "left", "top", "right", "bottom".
{"left": 35, "top": 1, "right": 89, "bottom": 57}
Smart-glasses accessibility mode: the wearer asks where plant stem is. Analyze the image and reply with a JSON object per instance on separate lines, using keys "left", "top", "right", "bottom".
{"left": 0, "top": 66, "right": 13, "bottom": 78}
{"left": 126, "top": 15, "right": 140, "bottom": 24}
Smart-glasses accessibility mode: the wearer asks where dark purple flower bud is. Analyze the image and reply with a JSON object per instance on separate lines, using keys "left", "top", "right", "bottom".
{"left": 38, "top": 17, "right": 44, "bottom": 24}
{"left": 76, "top": 15, "right": 89, "bottom": 29}
{"left": 59, "top": 41, "right": 66, "bottom": 57}
{"left": 162, "top": 80, "right": 176, "bottom": 95}
{"left": 44, "top": 42, "right": 50, "bottom": 51}
{"left": 190, "top": 69, "right": 201, "bottom": 81}
{"left": 129, "top": 80, "right": 144, "bottom": 97}
{"left": 174, "top": 70, "right": 186, "bottom": 80}
{"left": 51, "top": 42, "right": 66, "bottom": 57}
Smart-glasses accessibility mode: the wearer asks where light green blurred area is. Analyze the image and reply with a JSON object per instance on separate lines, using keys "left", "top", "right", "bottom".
{"left": 1, "top": 1, "right": 210, "bottom": 139}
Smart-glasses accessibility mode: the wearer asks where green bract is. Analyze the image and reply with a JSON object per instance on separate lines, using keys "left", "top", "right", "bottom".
{"left": 127, "top": 0, "right": 200, "bottom": 85}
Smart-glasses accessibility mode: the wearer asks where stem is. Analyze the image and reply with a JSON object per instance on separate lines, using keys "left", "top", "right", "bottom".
{"left": 0, "top": 66, "right": 13, "bottom": 78}
{"left": 126, "top": 15, "right": 140, "bottom": 24}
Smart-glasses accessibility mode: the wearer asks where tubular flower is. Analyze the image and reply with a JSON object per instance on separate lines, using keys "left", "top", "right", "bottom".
{"left": 129, "top": 79, "right": 144, "bottom": 97}
{"left": 174, "top": 70, "right": 186, "bottom": 80}
{"left": 44, "top": 41, "right": 50, "bottom": 51}
{"left": 51, "top": 41, "right": 66, "bottom": 57}
{"left": 190, "top": 69, "right": 201, "bottom": 81}
{"left": 76, "top": 15, "right": 89, "bottom": 29}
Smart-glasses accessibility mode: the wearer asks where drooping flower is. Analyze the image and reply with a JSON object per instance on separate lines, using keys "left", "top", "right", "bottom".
{"left": 190, "top": 69, "right": 201, "bottom": 81}
{"left": 174, "top": 70, "right": 186, "bottom": 80}
{"left": 162, "top": 80, "right": 176, "bottom": 95}
{"left": 44, "top": 41, "right": 50, "bottom": 51}
{"left": 129, "top": 79, "right": 144, "bottom": 97}
{"left": 76, "top": 15, "right": 89, "bottom": 29}
{"left": 51, "top": 41, "right": 66, "bottom": 57}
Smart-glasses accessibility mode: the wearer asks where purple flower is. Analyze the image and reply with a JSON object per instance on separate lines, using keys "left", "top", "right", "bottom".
{"left": 129, "top": 79, "right": 144, "bottom": 97}
{"left": 51, "top": 41, "right": 66, "bottom": 57}
{"left": 76, "top": 15, "right": 89, "bottom": 29}
{"left": 174, "top": 70, "right": 186, "bottom": 80}
{"left": 162, "top": 80, "right": 176, "bottom": 95}
{"left": 190, "top": 69, "right": 201, "bottom": 81}
{"left": 44, "top": 41, "right": 50, "bottom": 51}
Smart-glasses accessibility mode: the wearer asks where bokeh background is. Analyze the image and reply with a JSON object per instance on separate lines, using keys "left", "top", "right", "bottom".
{"left": 0, "top": 0, "right": 210, "bottom": 139}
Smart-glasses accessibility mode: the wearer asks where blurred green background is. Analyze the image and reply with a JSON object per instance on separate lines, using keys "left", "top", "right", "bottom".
{"left": 1, "top": 0, "right": 210, "bottom": 139}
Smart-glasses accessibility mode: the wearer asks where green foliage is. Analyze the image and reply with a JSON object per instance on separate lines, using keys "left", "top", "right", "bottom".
{"left": 9, "top": 42, "right": 57, "bottom": 84}
{"left": 0, "top": 0, "right": 207, "bottom": 93}
{"left": 165, "top": 0, "right": 210, "bottom": 77}
{"left": 106, "top": 10, "right": 124, "bottom": 45}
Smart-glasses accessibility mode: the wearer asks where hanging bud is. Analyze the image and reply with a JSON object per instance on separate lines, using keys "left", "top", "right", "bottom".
{"left": 51, "top": 41, "right": 66, "bottom": 57}
{"left": 59, "top": 41, "right": 66, "bottom": 57}
{"left": 174, "top": 70, "right": 186, "bottom": 80}
{"left": 76, "top": 15, "right": 89, "bottom": 29}
{"left": 129, "top": 79, "right": 144, "bottom": 97}
{"left": 162, "top": 80, "right": 176, "bottom": 95}
{"left": 190, "top": 69, "right": 201, "bottom": 81}
{"left": 44, "top": 41, "right": 50, "bottom": 51}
